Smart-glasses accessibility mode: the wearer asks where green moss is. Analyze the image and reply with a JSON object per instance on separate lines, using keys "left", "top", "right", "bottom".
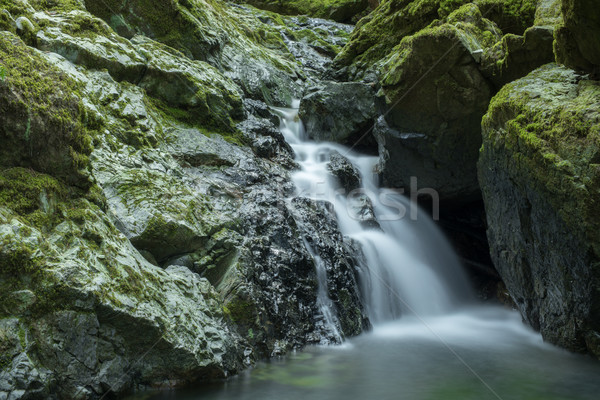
{"left": 481, "top": 65, "right": 600, "bottom": 252}
{"left": 335, "top": 0, "right": 536, "bottom": 75}
{"left": 0, "top": 32, "right": 97, "bottom": 185}
{"left": 149, "top": 97, "right": 248, "bottom": 146}
{"left": 231, "top": 0, "right": 369, "bottom": 23}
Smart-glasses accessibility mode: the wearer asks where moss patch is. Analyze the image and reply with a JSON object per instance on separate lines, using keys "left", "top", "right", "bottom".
{"left": 0, "top": 32, "right": 97, "bottom": 186}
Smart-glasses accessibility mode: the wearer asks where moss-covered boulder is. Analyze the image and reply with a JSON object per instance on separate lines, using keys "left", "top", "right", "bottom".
{"left": 333, "top": 0, "right": 538, "bottom": 78}
{"left": 0, "top": 190, "right": 244, "bottom": 397}
{"left": 375, "top": 4, "right": 500, "bottom": 201}
{"left": 478, "top": 64, "right": 600, "bottom": 356}
{"left": 133, "top": 35, "right": 244, "bottom": 129}
{"left": 554, "top": 0, "right": 600, "bottom": 74}
{"left": 231, "top": 0, "right": 370, "bottom": 23}
{"left": 0, "top": 32, "right": 94, "bottom": 187}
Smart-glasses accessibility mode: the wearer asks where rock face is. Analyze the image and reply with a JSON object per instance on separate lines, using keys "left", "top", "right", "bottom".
{"left": 0, "top": 1, "right": 368, "bottom": 398}
{"left": 232, "top": 0, "right": 370, "bottom": 23}
{"left": 375, "top": 4, "right": 500, "bottom": 202}
{"left": 478, "top": 64, "right": 600, "bottom": 356}
{"left": 299, "top": 81, "right": 376, "bottom": 144}
{"left": 554, "top": 0, "right": 600, "bottom": 74}
{"left": 325, "top": 0, "right": 556, "bottom": 204}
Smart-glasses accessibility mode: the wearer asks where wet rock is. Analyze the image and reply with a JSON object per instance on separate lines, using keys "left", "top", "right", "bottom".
{"left": 34, "top": 10, "right": 148, "bottom": 83}
{"left": 299, "top": 81, "right": 376, "bottom": 144}
{"left": 0, "top": 32, "right": 92, "bottom": 186}
{"left": 290, "top": 197, "right": 370, "bottom": 338}
{"left": 133, "top": 35, "right": 244, "bottom": 129}
{"left": 478, "top": 64, "right": 600, "bottom": 357}
{"left": 232, "top": 0, "right": 369, "bottom": 23}
{"left": 327, "top": 151, "right": 361, "bottom": 192}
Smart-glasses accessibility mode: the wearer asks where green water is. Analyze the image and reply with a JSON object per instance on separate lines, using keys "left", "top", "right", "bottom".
{"left": 129, "top": 307, "right": 600, "bottom": 400}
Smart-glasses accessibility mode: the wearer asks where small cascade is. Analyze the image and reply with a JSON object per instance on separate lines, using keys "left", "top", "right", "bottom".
{"left": 272, "top": 101, "right": 473, "bottom": 331}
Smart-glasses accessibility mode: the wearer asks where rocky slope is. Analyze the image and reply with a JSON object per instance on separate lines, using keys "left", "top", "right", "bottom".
{"left": 0, "top": 1, "right": 368, "bottom": 398}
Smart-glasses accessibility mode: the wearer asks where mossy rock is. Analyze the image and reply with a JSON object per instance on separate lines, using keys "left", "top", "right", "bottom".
{"left": 231, "top": 0, "right": 370, "bottom": 23}
{"left": 479, "top": 64, "right": 600, "bottom": 356}
{"left": 0, "top": 31, "right": 95, "bottom": 186}
{"left": 375, "top": 4, "right": 500, "bottom": 202}
{"left": 333, "top": 0, "right": 537, "bottom": 77}
{"left": 554, "top": 0, "right": 600, "bottom": 74}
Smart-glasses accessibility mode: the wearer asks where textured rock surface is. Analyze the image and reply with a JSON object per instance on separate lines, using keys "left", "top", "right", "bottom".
{"left": 299, "top": 81, "right": 376, "bottom": 144}
{"left": 0, "top": 1, "right": 370, "bottom": 398}
{"left": 375, "top": 4, "right": 500, "bottom": 202}
{"left": 479, "top": 64, "right": 600, "bottom": 356}
{"left": 554, "top": 0, "right": 600, "bottom": 74}
{"left": 232, "top": 0, "right": 370, "bottom": 23}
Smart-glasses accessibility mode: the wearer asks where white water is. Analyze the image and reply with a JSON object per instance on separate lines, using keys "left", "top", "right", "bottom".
{"left": 131, "top": 103, "right": 600, "bottom": 400}
{"left": 273, "top": 101, "right": 473, "bottom": 328}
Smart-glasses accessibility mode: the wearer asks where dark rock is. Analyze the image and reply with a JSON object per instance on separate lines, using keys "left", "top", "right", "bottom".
{"left": 554, "top": 0, "right": 600, "bottom": 74}
{"left": 299, "top": 81, "right": 376, "bottom": 144}
{"left": 290, "top": 197, "right": 370, "bottom": 337}
{"left": 327, "top": 151, "right": 361, "bottom": 192}
{"left": 478, "top": 64, "right": 600, "bottom": 357}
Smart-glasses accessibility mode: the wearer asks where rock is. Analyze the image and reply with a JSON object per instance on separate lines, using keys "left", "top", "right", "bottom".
{"left": 478, "top": 64, "right": 600, "bottom": 356}
{"left": 34, "top": 10, "right": 148, "bottom": 83}
{"left": 376, "top": 4, "right": 500, "bottom": 203}
{"left": 481, "top": 24, "right": 556, "bottom": 89}
{"left": 290, "top": 197, "right": 370, "bottom": 338}
{"left": 133, "top": 35, "right": 244, "bottom": 129}
{"left": 0, "top": 32, "right": 93, "bottom": 186}
{"left": 84, "top": 0, "right": 303, "bottom": 106}
{"left": 327, "top": 151, "right": 361, "bottom": 192}
{"left": 299, "top": 81, "right": 376, "bottom": 144}
{"left": 231, "top": 0, "right": 370, "bottom": 23}
{"left": 333, "top": 0, "right": 538, "bottom": 79}
{"left": 346, "top": 192, "right": 380, "bottom": 229}
{"left": 0, "top": 199, "right": 245, "bottom": 398}
{"left": 535, "top": 0, "right": 562, "bottom": 26}
{"left": 554, "top": 0, "right": 600, "bottom": 74}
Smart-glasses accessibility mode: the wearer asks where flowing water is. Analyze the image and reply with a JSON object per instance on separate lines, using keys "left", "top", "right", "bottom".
{"left": 129, "top": 103, "right": 600, "bottom": 400}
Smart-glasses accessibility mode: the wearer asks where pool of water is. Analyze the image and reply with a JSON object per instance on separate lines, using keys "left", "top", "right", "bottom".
{"left": 128, "top": 306, "right": 600, "bottom": 400}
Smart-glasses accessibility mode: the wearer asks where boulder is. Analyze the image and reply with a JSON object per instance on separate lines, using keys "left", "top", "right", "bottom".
{"left": 333, "top": 0, "right": 538, "bottom": 79}
{"left": 554, "top": 0, "right": 600, "bottom": 74}
{"left": 299, "top": 81, "right": 376, "bottom": 144}
{"left": 478, "top": 64, "right": 600, "bottom": 356}
{"left": 376, "top": 4, "right": 500, "bottom": 202}
{"left": 133, "top": 35, "right": 244, "bottom": 129}
{"left": 327, "top": 151, "right": 362, "bottom": 191}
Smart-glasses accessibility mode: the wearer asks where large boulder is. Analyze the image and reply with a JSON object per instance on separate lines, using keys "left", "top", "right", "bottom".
{"left": 333, "top": 0, "right": 538, "bottom": 79}
{"left": 478, "top": 64, "right": 600, "bottom": 356}
{"left": 0, "top": 174, "right": 244, "bottom": 398}
{"left": 299, "top": 81, "right": 377, "bottom": 144}
{"left": 375, "top": 4, "right": 500, "bottom": 202}
{"left": 554, "top": 0, "right": 600, "bottom": 74}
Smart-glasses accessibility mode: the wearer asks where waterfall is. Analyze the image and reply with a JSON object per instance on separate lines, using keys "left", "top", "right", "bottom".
{"left": 273, "top": 101, "right": 473, "bottom": 330}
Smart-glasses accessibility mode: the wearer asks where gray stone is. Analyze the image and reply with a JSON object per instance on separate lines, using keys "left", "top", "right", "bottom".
{"left": 299, "top": 81, "right": 376, "bottom": 144}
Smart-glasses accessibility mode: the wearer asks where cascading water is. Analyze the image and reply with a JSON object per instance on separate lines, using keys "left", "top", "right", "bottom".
{"left": 273, "top": 101, "right": 473, "bottom": 326}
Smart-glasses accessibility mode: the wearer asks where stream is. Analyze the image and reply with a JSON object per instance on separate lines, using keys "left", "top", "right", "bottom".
{"left": 129, "top": 102, "right": 600, "bottom": 400}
